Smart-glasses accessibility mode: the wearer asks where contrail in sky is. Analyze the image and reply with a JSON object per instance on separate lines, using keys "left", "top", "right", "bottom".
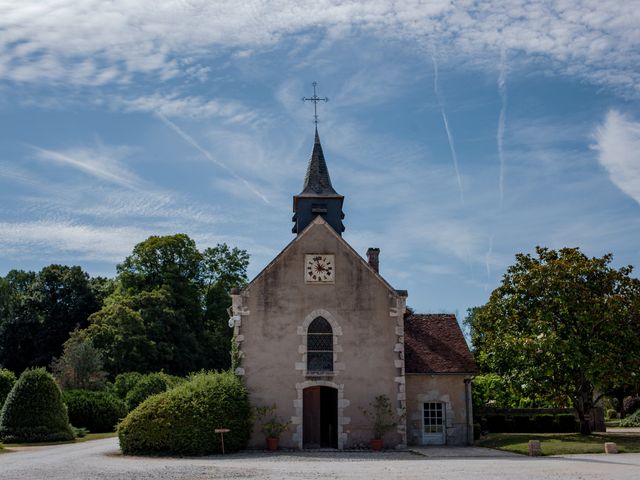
{"left": 497, "top": 46, "right": 508, "bottom": 205}
{"left": 484, "top": 234, "right": 494, "bottom": 280}
{"left": 155, "top": 112, "right": 270, "bottom": 204}
{"left": 432, "top": 55, "right": 463, "bottom": 203}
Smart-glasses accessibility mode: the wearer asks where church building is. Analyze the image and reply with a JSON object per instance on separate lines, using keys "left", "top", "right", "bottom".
{"left": 230, "top": 126, "right": 477, "bottom": 449}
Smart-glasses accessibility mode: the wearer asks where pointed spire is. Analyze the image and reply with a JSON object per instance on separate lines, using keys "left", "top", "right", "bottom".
{"left": 299, "top": 128, "right": 340, "bottom": 196}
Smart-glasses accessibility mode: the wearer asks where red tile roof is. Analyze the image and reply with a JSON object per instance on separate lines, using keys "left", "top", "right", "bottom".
{"left": 404, "top": 314, "right": 478, "bottom": 374}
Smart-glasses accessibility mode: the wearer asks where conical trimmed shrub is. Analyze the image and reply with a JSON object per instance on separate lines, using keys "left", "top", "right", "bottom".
{"left": 0, "top": 368, "right": 74, "bottom": 443}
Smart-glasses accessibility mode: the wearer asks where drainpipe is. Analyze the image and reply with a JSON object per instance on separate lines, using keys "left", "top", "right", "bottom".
{"left": 464, "top": 378, "right": 472, "bottom": 445}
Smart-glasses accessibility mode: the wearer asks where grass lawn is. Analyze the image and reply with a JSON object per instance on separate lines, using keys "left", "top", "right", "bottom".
{"left": 477, "top": 432, "right": 640, "bottom": 456}
{"left": 3, "top": 431, "right": 117, "bottom": 448}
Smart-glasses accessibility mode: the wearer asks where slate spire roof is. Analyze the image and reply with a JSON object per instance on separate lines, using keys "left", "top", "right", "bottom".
{"left": 298, "top": 128, "right": 341, "bottom": 197}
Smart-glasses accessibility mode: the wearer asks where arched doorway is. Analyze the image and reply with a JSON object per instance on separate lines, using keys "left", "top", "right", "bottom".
{"left": 303, "top": 386, "right": 338, "bottom": 448}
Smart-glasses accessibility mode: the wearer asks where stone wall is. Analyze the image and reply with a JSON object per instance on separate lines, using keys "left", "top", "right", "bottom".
{"left": 233, "top": 218, "right": 407, "bottom": 449}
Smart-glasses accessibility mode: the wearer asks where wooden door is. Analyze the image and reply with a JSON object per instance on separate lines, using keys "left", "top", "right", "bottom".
{"left": 303, "top": 386, "right": 321, "bottom": 448}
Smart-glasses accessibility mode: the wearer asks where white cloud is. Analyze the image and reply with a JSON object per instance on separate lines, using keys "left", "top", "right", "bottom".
{"left": 0, "top": 1, "right": 638, "bottom": 96}
{"left": 0, "top": 220, "right": 149, "bottom": 263}
{"left": 115, "top": 94, "right": 260, "bottom": 123}
{"left": 594, "top": 110, "right": 640, "bottom": 205}
{"left": 29, "top": 143, "right": 142, "bottom": 189}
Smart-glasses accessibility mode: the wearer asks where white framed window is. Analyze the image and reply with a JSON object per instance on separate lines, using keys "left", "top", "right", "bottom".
{"left": 422, "top": 402, "right": 445, "bottom": 444}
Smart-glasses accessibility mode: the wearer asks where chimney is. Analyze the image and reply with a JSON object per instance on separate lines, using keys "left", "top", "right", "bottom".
{"left": 367, "top": 248, "right": 380, "bottom": 273}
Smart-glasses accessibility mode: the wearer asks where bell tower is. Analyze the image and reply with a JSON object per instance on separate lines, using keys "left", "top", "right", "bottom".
{"left": 292, "top": 127, "right": 345, "bottom": 235}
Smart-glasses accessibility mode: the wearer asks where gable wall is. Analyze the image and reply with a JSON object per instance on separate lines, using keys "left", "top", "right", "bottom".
{"left": 233, "top": 222, "right": 406, "bottom": 449}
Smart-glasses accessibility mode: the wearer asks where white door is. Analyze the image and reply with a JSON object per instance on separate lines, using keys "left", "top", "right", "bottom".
{"left": 422, "top": 402, "right": 446, "bottom": 445}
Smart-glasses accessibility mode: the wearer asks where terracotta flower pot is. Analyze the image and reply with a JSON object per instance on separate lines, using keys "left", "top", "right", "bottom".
{"left": 267, "top": 437, "right": 279, "bottom": 451}
{"left": 370, "top": 439, "right": 383, "bottom": 451}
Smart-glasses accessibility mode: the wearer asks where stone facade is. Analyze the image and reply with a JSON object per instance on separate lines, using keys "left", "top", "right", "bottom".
{"left": 233, "top": 217, "right": 407, "bottom": 449}
{"left": 405, "top": 374, "right": 473, "bottom": 446}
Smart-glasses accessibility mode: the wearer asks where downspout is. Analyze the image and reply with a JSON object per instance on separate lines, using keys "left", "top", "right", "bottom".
{"left": 464, "top": 378, "right": 472, "bottom": 445}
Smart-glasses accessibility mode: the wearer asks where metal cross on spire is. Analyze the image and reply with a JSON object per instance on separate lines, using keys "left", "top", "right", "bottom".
{"left": 302, "top": 81, "right": 328, "bottom": 126}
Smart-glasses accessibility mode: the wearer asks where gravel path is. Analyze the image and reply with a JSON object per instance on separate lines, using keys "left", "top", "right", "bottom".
{"left": 2, "top": 438, "right": 640, "bottom": 480}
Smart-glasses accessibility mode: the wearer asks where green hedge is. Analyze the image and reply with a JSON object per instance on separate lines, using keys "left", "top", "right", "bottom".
{"left": 118, "top": 371, "right": 251, "bottom": 455}
{"left": 63, "top": 390, "right": 126, "bottom": 433}
{"left": 0, "top": 368, "right": 16, "bottom": 408}
{"left": 0, "top": 368, "right": 74, "bottom": 443}
{"left": 124, "top": 372, "right": 183, "bottom": 412}
{"left": 484, "top": 413, "right": 579, "bottom": 433}
{"left": 534, "top": 414, "right": 556, "bottom": 433}
{"left": 112, "top": 372, "right": 143, "bottom": 400}
{"left": 556, "top": 413, "right": 579, "bottom": 432}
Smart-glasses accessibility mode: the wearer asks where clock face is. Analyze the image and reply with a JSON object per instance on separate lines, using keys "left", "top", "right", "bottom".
{"left": 305, "top": 254, "right": 335, "bottom": 283}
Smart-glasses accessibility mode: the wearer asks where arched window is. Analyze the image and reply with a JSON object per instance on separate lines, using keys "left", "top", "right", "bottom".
{"left": 307, "top": 317, "right": 333, "bottom": 373}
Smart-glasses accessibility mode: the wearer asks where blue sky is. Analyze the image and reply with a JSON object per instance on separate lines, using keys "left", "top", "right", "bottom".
{"left": 1, "top": 1, "right": 639, "bottom": 322}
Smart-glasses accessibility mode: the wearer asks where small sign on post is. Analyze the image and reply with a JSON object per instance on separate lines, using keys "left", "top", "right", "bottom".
{"left": 215, "top": 428, "right": 231, "bottom": 454}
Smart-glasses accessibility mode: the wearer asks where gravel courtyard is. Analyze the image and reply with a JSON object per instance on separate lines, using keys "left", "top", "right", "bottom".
{"left": 2, "top": 438, "right": 640, "bottom": 480}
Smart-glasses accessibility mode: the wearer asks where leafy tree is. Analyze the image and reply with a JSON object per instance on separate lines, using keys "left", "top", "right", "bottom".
{"left": 118, "top": 234, "right": 203, "bottom": 294}
{"left": 202, "top": 244, "right": 249, "bottom": 370}
{"left": 202, "top": 244, "right": 249, "bottom": 293}
{"left": 0, "top": 271, "right": 41, "bottom": 373}
{"left": 51, "top": 330, "right": 107, "bottom": 391}
{"left": 87, "top": 298, "right": 156, "bottom": 375}
{"left": 0, "top": 266, "right": 101, "bottom": 373}
{"left": 467, "top": 247, "right": 640, "bottom": 434}
{"left": 471, "top": 373, "right": 569, "bottom": 409}
{"left": 86, "top": 235, "right": 249, "bottom": 375}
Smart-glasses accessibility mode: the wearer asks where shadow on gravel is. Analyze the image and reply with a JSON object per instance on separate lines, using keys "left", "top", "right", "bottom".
{"left": 546, "top": 455, "right": 640, "bottom": 467}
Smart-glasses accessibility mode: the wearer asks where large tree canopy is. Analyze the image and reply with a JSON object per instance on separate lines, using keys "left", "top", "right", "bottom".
{"left": 86, "top": 235, "right": 249, "bottom": 376}
{"left": 0, "top": 266, "right": 102, "bottom": 372}
{"left": 467, "top": 247, "right": 640, "bottom": 433}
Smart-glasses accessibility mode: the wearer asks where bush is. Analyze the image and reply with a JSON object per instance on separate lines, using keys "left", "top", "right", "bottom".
{"left": 532, "top": 414, "right": 556, "bottom": 433}
{"left": 607, "top": 408, "right": 618, "bottom": 420}
{"left": 620, "top": 410, "right": 640, "bottom": 427}
{"left": 63, "top": 390, "right": 126, "bottom": 433}
{"left": 112, "top": 372, "right": 143, "bottom": 400}
{"left": 71, "top": 425, "right": 89, "bottom": 438}
{"left": 556, "top": 414, "right": 579, "bottom": 432}
{"left": 118, "top": 371, "right": 251, "bottom": 455}
{"left": 0, "top": 368, "right": 16, "bottom": 408}
{"left": 486, "top": 414, "right": 507, "bottom": 432}
{"left": 623, "top": 396, "right": 640, "bottom": 416}
{"left": 0, "top": 368, "right": 74, "bottom": 443}
{"left": 124, "top": 372, "right": 183, "bottom": 411}
{"left": 511, "top": 415, "right": 532, "bottom": 432}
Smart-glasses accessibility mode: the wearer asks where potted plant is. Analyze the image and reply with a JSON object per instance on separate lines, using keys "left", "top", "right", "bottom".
{"left": 361, "top": 395, "right": 398, "bottom": 451}
{"left": 255, "top": 404, "right": 291, "bottom": 451}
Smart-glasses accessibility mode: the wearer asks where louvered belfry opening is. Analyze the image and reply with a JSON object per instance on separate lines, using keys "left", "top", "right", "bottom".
{"left": 307, "top": 317, "right": 333, "bottom": 373}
